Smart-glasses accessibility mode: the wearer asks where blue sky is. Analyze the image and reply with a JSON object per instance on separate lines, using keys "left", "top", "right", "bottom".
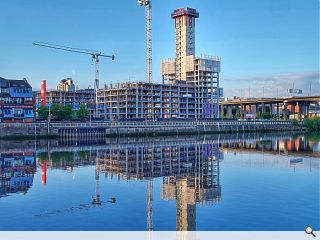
{"left": 0, "top": 0, "right": 318, "bottom": 97}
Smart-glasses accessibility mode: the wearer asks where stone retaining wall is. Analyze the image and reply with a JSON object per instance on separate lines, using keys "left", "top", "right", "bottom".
{"left": 0, "top": 121, "right": 304, "bottom": 139}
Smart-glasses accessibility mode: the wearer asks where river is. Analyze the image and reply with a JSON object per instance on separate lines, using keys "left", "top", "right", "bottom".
{"left": 0, "top": 132, "right": 319, "bottom": 231}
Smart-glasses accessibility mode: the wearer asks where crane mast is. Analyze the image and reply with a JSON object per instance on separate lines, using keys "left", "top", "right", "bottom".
{"left": 138, "top": 0, "right": 152, "bottom": 83}
{"left": 137, "top": 3, "right": 154, "bottom": 229}
{"left": 92, "top": 54, "right": 100, "bottom": 94}
{"left": 146, "top": 3, "right": 152, "bottom": 83}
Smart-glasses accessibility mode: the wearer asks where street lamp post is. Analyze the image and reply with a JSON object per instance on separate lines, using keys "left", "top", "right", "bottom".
{"left": 85, "top": 103, "right": 92, "bottom": 127}
{"left": 47, "top": 94, "right": 52, "bottom": 135}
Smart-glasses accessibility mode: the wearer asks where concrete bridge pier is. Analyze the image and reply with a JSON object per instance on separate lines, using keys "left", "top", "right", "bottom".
{"left": 295, "top": 102, "right": 300, "bottom": 120}
{"left": 276, "top": 103, "right": 280, "bottom": 120}
{"left": 261, "top": 103, "right": 266, "bottom": 115}
{"left": 227, "top": 106, "right": 232, "bottom": 119}
{"left": 240, "top": 104, "right": 244, "bottom": 119}
{"left": 283, "top": 103, "right": 288, "bottom": 120}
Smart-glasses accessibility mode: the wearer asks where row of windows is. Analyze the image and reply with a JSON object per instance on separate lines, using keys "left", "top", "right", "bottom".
{"left": 13, "top": 88, "right": 31, "bottom": 94}
{"left": 0, "top": 97, "right": 33, "bottom": 104}
{"left": 0, "top": 109, "right": 33, "bottom": 115}
{"left": 0, "top": 88, "right": 9, "bottom": 93}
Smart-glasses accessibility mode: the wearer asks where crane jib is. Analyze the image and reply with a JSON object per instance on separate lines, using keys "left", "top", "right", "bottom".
{"left": 32, "top": 42, "right": 114, "bottom": 59}
{"left": 32, "top": 40, "right": 115, "bottom": 119}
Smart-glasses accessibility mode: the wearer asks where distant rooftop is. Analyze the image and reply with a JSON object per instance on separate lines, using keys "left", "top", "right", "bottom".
{"left": 0, "top": 77, "right": 31, "bottom": 89}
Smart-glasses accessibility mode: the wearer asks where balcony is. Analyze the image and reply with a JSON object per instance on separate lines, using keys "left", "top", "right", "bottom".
{"left": 23, "top": 101, "right": 34, "bottom": 105}
{"left": 24, "top": 112, "right": 35, "bottom": 118}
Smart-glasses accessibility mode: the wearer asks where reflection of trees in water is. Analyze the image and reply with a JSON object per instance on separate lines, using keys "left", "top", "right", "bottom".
{"left": 220, "top": 135, "right": 319, "bottom": 156}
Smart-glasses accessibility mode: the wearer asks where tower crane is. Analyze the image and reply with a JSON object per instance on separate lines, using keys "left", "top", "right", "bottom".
{"left": 32, "top": 41, "right": 115, "bottom": 117}
{"left": 138, "top": 0, "right": 152, "bottom": 83}
{"left": 137, "top": 2, "right": 153, "bottom": 228}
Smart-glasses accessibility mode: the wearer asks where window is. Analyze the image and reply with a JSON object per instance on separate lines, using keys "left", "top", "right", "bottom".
{"left": 0, "top": 88, "right": 8, "bottom": 93}
{"left": 13, "top": 98, "right": 22, "bottom": 104}
{"left": 14, "top": 109, "right": 23, "bottom": 114}
{"left": 4, "top": 109, "right": 11, "bottom": 114}
{"left": 25, "top": 110, "right": 33, "bottom": 115}
{"left": 4, "top": 98, "right": 12, "bottom": 104}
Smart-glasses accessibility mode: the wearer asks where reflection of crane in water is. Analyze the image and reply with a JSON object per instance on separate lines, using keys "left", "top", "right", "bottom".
{"left": 92, "top": 149, "right": 116, "bottom": 205}
{"left": 146, "top": 179, "right": 153, "bottom": 231}
{"left": 145, "top": 146, "right": 154, "bottom": 231}
{"left": 92, "top": 156, "right": 101, "bottom": 205}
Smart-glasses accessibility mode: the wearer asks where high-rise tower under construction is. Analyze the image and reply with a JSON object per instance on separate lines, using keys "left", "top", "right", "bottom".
{"left": 97, "top": 7, "right": 222, "bottom": 120}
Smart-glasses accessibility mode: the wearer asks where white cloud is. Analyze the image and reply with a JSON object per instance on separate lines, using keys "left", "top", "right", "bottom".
{"left": 71, "top": 69, "right": 76, "bottom": 78}
{"left": 223, "top": 71, "right": 320, "bottom": 98}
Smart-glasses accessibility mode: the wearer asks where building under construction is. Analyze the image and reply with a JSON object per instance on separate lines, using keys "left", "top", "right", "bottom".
{"left": 97, "top": 7, "right": 222, "bottom": 120}
{"left": 35, "top": 78, "right": 95, "bottom": 114}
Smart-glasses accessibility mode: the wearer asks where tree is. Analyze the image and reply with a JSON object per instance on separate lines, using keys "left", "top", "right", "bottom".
{"left": 304, "top": 117, "right": 320, "bottom": 132}
{"left": 61, "top": 105, "right": 73, "bottom": 120}
{"left": 37, "top": 106, "right": 49, "bottom": 120}
{"left": 232, "top": 108, "right": 237, "bottom": 118}
{"left": 76, "top": 104, "right": 89, "bottom": 120}
{"left": 51, "top": 104, "right": 63, "bottom": 121}
{"left": 223, "top": 108, "right": 227, "bottom": 118}
{"left": 51, "top": 104, "right": 74, "bottom": 121}
{"left": 261, "top": 113, "right": 272, "bottom": 119}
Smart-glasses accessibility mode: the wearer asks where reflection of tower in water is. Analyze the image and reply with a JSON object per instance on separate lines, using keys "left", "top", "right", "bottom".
{"left": 92, "top": 161, "right": 101, "bottom": 205}
{"left": 161, "top": 143, "right": 221, "bottom": 231}
{"left": 97, "top": 140, "right": 221, "bottom": 231}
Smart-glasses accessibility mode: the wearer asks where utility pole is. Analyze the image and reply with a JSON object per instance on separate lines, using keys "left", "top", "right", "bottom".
{"left": 309, "top": 81, "right": 312, "bottom": 96}
{"left": 292, "top": 81, "right": 295, "bottom": 97}
{"left": 47, "top": 93, "right": 52, "bottom": 135}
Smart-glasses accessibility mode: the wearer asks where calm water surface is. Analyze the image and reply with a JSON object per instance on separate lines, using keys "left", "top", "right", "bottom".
{"left": 0, "top": 133, "right": 319, "bottom": 231}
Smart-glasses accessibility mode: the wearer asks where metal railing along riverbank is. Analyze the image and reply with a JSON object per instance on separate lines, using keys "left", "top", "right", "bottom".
{"left": 0, "top": 120, "right": 304, "bottom": 139}
{"left": 0, "top": 120, "right": 302, "bottom": 129}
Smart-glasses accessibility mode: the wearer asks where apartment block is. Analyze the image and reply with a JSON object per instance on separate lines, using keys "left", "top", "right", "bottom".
{"left": 56, "top": 78, "right": 75, "bottom": 92}
{"left": 0, "top": 77, "right": 34, "bottom": 123}
{"left": 97, "top": 81, "right": 197, "bottom": 120}
{"left": 35, "top": 78, "right": 95, "bottom": 116}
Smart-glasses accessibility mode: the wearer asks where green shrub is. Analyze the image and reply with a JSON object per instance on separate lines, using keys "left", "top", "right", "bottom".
{"left": 304, "top": 117, "right": 320, "bottom": 132}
